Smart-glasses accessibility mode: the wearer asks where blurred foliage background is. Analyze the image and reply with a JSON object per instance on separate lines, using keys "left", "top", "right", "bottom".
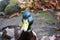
{"left": 0, "top": 0, "right": 59, "bottom": 23}
{"left": 0, "top": 0, "right": 19, "bottom": 14}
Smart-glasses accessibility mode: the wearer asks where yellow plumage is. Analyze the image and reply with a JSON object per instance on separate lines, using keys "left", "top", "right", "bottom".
{"left": 21, "top": 19, "right": 29, "bottom": 31}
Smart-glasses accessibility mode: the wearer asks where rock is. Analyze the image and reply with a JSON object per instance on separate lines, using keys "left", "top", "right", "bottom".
{"left": 0, "top": 32, "right": 3, "bottom": 37}
{"left": 0, "top": 0, "right": 10, "bottom": 12}
{"left": 0, "top": 12, "right": 5, "bottom": 16}
{"left": 4, "top": 4, "right": 20, "bottom": 16}
{"left": 55, "top": 12, "right": 60, "bottom": 21}
{"left": 2, "top": 25, "right": 20, "bottom": 40}
{"left": 41, "top": 35, "right": 56, "bottom": 40}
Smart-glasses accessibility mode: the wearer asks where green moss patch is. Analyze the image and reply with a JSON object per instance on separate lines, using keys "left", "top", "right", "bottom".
{"left": 34, "top": 11, "right": 55, "bottom": 23}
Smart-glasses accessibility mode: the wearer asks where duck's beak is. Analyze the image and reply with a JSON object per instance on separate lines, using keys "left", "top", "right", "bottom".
{"left": 21, "top": 19, "right": 29, "bottom": 31}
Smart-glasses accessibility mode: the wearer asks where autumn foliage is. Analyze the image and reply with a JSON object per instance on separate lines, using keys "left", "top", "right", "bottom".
{"left": 33, "top": 0, "right": 60, "bottom": 10}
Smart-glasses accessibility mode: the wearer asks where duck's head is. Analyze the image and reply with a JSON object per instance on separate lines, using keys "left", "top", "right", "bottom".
{"left": 22, "top": 10, "right": 31, "bottom": 18}
{"left": 21, "top": 10, "right": 34, "bottom": 31}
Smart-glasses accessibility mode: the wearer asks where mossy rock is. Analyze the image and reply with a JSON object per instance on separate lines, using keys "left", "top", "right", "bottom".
{"left": 0, "top": 0, "right": 10, "bottom": 12}
{"left": 4, "top": 4, "right": 21, "bottom": 15}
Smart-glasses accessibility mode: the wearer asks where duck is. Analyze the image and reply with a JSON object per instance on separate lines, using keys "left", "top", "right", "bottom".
{"left": 2, "top": 10, "right": 38, "bottom": 40}
{"left": 18, "top": 10, "right": 38, "bottom": 40}
{"left": 21, "top": 10, "right": 34, "bottom": 31}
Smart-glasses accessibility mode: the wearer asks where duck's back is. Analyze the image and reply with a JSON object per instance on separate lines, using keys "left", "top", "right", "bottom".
{"left": 18, "top": 30, "right": 37, "bottom": 40}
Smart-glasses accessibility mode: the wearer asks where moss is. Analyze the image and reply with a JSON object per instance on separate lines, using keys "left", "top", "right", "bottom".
{"left": 35, "top": 11, "right": 48, "bottom": 17}
{"left": 0, "top": 0, "right": 10, "bottom": 12}
{"left": 42, "top": 17, "right": 53, "bottom": 23}
{"left": 4, "top": 4, "right": 20, "bottom": 15}
{"left": 34, "top": 11, "right": 54, "bottom": 23}
{"left": 0, "top": 0, "right": 18, "bottom": 12}
{"left": 9, "top": 0, "right": 17, "bottom": 5}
